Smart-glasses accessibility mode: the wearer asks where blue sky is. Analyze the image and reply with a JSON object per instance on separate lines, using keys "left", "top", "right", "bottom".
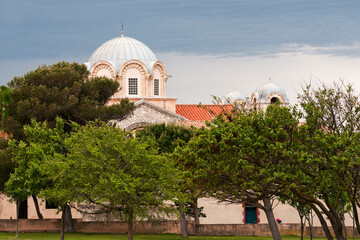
{"left": 1, "top": 0, "right": 360, "bottom": 103}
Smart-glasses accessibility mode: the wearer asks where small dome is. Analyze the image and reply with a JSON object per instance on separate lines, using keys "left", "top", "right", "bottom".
{"left": 87, "top": 34, "right": 157, "bottom": 71}
{"left": 221, "top": 90, "right": 250, "bottom": 107}
{"left": 253, "top": 82, "right": 289, "bottom": 103}
{"left": 223, "top": 90, "right": 247, "bottom": 102}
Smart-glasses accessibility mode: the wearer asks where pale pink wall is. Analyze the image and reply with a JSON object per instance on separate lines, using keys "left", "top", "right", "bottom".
{"left": 0, "top": 195, "right": 82, "bottom": 220}
{"left": 198, "top": 198, "right": 243, "bottom": 224}
{"left": 95, "top": 69, "right": 113, "bottom": 78}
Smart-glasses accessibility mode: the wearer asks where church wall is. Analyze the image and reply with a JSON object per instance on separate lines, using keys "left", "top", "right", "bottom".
{"left": 0, "top": 195, "right": 82, "bottom": 220}
{"left": 198, "top": 198, "right": 243, "bottom": 224}
{"left": 197, "top": 198, "right": 357, "bottom": 227}
{"left": 0, "top": 195, "right": 16, "bottom": 219}
{"left": 124, "top": 68, "right": 143, "bottom": 97}
{"left": 143, "top": 98, "right": 176, "bottom": 113}
{"left": 145, "top": 76, "right": 152, "bottom": 97}
{"left": 116, "top": 75, "right": 126, "bottom": 98}
{"left": 115, "top": 104, "right": 178, "bottom": 130}
{"left": 107, "top": 98, "right": 177, "bottom": 113}
{"left": 162, "top": 78, "right": 167, "bottom": 97}
{"left": 95, "top": 68, "right": 113, "bottom": 78}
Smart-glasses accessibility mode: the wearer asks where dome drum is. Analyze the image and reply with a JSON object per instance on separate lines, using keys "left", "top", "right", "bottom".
{"left": 86, "top": 33, "right": 171, "bottom": 101}
{"left": 89, "top": 61, "right": 117, "bottom": 79}
{"left": 251, "top": 82, "right": 289, "bottom": 110}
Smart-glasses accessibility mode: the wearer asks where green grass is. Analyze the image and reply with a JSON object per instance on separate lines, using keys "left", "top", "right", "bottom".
{"left": 0, "top": 233, "right": 341, "bottom": 240}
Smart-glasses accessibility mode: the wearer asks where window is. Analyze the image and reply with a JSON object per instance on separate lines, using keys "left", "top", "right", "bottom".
{"left": 154, "top": 79, "right": 159, "bottom": 96}
{"left": 271, "top": 97, "right": 279, "bottom": 104}
{"left": 128, "top": 78, "right": 138, "bottom": 95}
{"left": 46, "top": 200, "right": 57, "bottom": 209}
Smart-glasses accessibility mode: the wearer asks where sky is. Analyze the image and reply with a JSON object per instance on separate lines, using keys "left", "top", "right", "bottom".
{"left": 1, "top": 0, "right": 360, "bottom": 104}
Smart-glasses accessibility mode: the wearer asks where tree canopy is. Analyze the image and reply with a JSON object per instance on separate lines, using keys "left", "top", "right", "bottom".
{"left": 279, "top": 82, "right": 360, "bottom": 240}
{"left": 45, "top": 120, "right": 180, "bottom": 240}
{"left": 175, "top": 81, "right": 360, "bottom": 240}
{"left": 0, "top": 86, "right": 11, "bottom": 121}
{"left": 2, "top": 61, "right": 134, "bottom": 140}
{"left": 3, "top": 61, "right": 135, "bottom": 233}
{"left": 136, "top": 123, "right": 199, "bottom": 238}
{"left": 174, "top": 105, "right": 299, "bottom": 240}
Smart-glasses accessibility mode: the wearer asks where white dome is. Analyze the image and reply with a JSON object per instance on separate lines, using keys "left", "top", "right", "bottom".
{"left": 253, "top": 82, "right": 289, "bottom": 103}
{"left": 87, "top": 34, "right": 157, "bottom": 71}
{"left": 223, "top": 90, "right": 248, "bottom": 103}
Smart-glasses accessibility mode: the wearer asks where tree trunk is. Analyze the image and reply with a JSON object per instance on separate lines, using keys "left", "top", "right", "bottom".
{"left": 32, "top": 195, "right": 43, "bottom": 219}
{"left": 62, "top": 204, "right": 74, "bottom": 232}
{"left": 127, "top": 219, "right": 133, "bottom": 240}
{"left": 60, "top": 207, "right": 65, "bottom": 240}
{"left": 179, "top": 203, "right": 189, "bottom": 238}
{"left": 310, "top": 204, "right": 333, "bottom": 240}
{"left": 327, "top": 212, "right": 346, "bottom": 240}
{"left": 341, "top": 211, "right": 348, "bottom": 239}
{"left": 127, "top": 209, "right": 134, "bottom": 240}
{"left": 300, "top": 215, "right": 305, "bottom": 240}
{"left": 321, "top": 196, "right": 346, "bottom": 240}
{"left": 192, "top": 198, "right": 200, "bottom": 225}
{"left": 263, "top": 197, "right": 281, "bottom": 240}
{"left": 351, "top": 200, "right": 360, "bottom": 235}
{"left": 353, "top": 211, "right": 355, "bottom": 240}
{"left": 16, "top": 200, "right": 19, "bottom": 239}
{"left": 305, "top": 210, "right": 313, "bottom": 240}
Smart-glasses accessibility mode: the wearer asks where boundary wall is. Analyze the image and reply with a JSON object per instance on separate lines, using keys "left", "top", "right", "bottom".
{"left": 0, "top": 219, "right": 358, "bottom": 238}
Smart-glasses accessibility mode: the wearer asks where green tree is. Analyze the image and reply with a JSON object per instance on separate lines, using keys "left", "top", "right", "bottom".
{"left": 280, "top": 197, "right": 312, "bottom": 240}
{"left": 6, "top": 119, "right": 67, "bottom": 238}
{"left": 3, "top": 62, "right": 134, "bottom": 227}
{"left": 0, "top": 138, "right": 14, "bottom": 193}
{"left": 136, "top": 123, "right": 203, "bottom": 238}
{"left": 278, "top": 82, "right": 360, "bottom": 240}
{"left": 3, "top": 61, "right": 134, "bottom": 140}
{"left": 175, "top": 105, "right": 299, "bottom": 240}
{"left": 45, "top": 121, "right": 179, "bottom": 240}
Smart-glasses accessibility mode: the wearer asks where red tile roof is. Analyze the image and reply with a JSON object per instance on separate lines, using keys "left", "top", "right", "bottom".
{"left": 177, "top": 120, "right": 208, "bottom": 128}
{"left": 176, "top": 104, "right": 233, "bottom": 121}
{"left": 0, "top": 132, "right": 9, "bottom": 139}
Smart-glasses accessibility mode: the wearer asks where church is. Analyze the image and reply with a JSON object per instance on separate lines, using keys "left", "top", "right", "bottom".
{"left": 81, "top": 31, "right": 297, "bottom": 226}
{"left": 2, "top": 31, "right": 345, "bottom": 231}
{"left": 84, "top": 30, "right": 290, "bottom": 131}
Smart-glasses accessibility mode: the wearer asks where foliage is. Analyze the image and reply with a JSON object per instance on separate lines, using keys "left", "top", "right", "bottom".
{"left": 136, "top": 123, "right": 194, "bottom": 154}
{"left": 5, "top": 119, "right": 67, "bottom": 203}
{"left": 3, "top": 61, "right": 135, "bottom": 229}
{"left": 0, "top": 85, "right": 11, "bottom": 121}
{"left": 278, "top": 81, "right": 360, "bottom": 240}
{"left": 173, "top": 105, "right": 299, "bottom": 240}
{"left": 136, "top": 124, "right": 206, "bottom": 214}
{"left": 43, "top": 121, "right": 180, "bottom": 239}
{"left": 176, "top": 105, "right": 298, "bottom": 203}
{"left": 0, "top": 138, "right": 14, "bottom": 192}
{"left": 2, "top": 61, "right": 134, "bottom": 140}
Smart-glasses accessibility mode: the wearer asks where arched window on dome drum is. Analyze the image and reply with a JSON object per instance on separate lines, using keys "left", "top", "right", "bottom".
{"left": 271, "top": 97, "right": 279, "bottom": 104}
{"left": 128, "top": 78, "right": 138, "bottom": 95}
{"left": 154, "top": 79, "right": 159, "bottom": 96}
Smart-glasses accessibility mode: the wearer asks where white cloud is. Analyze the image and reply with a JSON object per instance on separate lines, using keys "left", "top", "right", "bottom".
{"left": 2, "top": 49, "right": 360, "bottom": 108}
{"left": 159, "top": 51, "right": 360, "bottom": 105}
{"left": 278, "top": 43, "right": 360, "bottom": 54}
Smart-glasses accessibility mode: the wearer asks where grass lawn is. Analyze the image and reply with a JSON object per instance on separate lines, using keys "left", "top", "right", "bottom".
{"left": 0, "top": 233, "right": 341, "bottom": 240}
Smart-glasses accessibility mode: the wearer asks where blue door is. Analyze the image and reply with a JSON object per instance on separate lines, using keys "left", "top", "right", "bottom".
{"left": 245, "top": 206, "right": 257, "bottom": 224}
